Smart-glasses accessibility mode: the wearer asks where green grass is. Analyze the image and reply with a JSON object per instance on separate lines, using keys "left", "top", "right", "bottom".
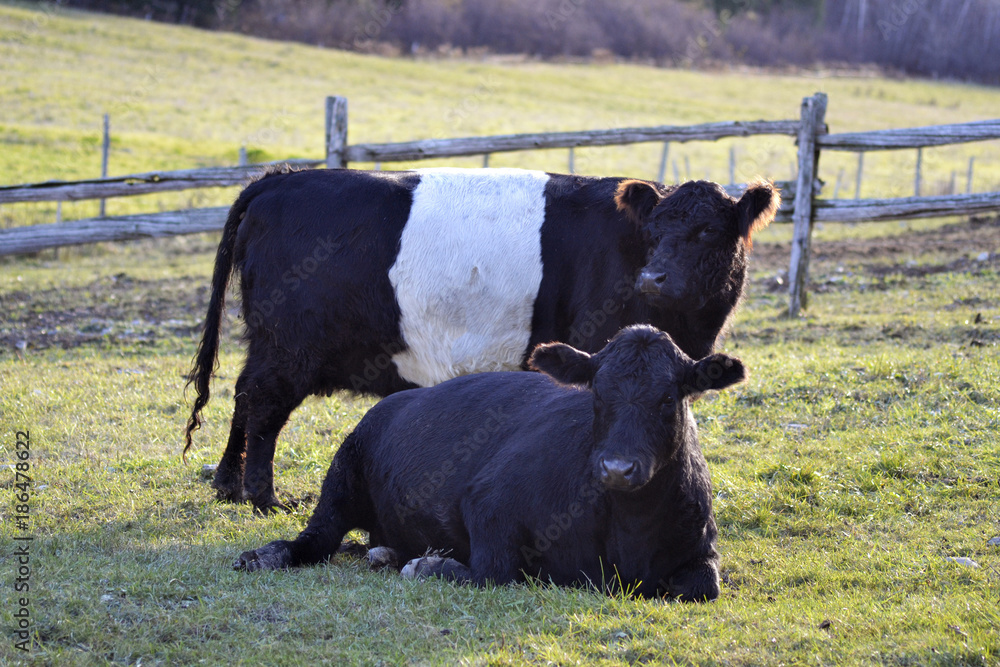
{"left": 2, "top": 3, "right": 1000, "bottom": 665}
{"left": 2, "top": 233, "right": 998, "bottom": 665}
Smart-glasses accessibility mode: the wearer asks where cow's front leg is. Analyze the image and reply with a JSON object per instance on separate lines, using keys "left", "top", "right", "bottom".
{"left": 660, "top": 555, "right": 720, "bottom": 602}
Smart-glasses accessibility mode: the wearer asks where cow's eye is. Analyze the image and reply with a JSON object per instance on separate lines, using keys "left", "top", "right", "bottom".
{"left": 659, "top": 395, "right": 676, "bottom": 413}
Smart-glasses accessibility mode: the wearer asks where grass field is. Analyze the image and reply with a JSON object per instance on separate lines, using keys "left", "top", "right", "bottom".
{"left": 2, "top": 3, "right": 1000, "bottom": 665}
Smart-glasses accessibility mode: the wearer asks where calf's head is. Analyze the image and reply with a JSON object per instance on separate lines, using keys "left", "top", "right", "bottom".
{"left": 529, "top": 325, "right": 745, "bottom": 491}
{"left": 615, "top": 178, "right": 780, "bottom": 311}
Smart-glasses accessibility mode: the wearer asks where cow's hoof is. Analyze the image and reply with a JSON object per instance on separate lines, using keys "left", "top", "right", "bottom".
{"left": 250, "top": 496, "right": 292, "bottom": 515}
{"left": 233, "top": 541, "right": 293, "bottom": 571}
{"left": 367, "top": 546, "right": 401, "bottom": 571}
{"left": 214, "top": 487, "right": 247, "bottom": 504}
{"left": 401, "top": 556, "right": 471, "bottom": 583}
{"left": 211, "top": 475, "right": 246, "bottom": 504}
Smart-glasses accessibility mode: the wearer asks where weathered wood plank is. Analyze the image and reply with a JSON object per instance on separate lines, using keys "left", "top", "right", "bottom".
{"left": 326, "top": 96, "right": 349, "bottom": 169}
{"left": 344, "top": 120, "right": 802, "bottom": 163}
{"left": 788, "top": 93, "right": 828, "bottom": 317}
{"left": 0, "top": 159, "right": 324, "bottom": 204}
{"left": 0, "top": 207, "right": 228, "bottom": 257}
{"left": 813, "top": 191, "right": 1000, "bottom": 223}
{"left": 818, "top": 119, "right": 1000, "bottom": 151}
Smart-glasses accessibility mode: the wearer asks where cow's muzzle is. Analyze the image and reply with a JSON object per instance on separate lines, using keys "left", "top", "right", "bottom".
{"left": 636, "top": 270, "right": 667, "bottom": 295}
{"left": 599, "top": 457, "right": 642, "bottom": 490}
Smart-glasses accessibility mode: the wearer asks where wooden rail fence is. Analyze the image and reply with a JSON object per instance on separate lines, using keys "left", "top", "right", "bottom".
{"left": 1, "top": 94, "right": 999, "bottom": 316}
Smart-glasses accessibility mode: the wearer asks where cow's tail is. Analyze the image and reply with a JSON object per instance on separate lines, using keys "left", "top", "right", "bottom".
{"left": 183, "top": 186, "right": 255, "bottom": 461}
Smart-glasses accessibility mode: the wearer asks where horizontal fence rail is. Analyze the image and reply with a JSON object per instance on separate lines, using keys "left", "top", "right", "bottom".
{"left": 0, "top": 207, "right": 229, "bottom": 257}
{"left": 2, "top": 93, "right": 999, "bottom": 316}
{"left": 813, "top": 191, "right": 1000, "bottom": 223}
{"left": 343, "top": 120, "right": 802, "bottom": 163}
{"left": 0, "top": 159, "right": 323, "bottom": 204}
{"left": 817, "top": 119, "right": 1000, "bottom": 151}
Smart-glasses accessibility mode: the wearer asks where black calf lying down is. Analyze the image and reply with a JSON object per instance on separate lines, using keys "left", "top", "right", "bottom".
{"left": 234, "top": 325, "right": 745, "bottom": 600}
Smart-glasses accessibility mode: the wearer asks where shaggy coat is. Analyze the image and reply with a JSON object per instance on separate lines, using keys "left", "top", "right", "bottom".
{"left": 234, "top": 325, "right": 746, "bottom": 601}
{"left": 185, "top": 167, "right": 778, "bottom": 510}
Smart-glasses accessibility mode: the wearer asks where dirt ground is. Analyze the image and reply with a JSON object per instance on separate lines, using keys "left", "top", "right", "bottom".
{"left": 2, "top": 216, "right": 998, "bottom": 353}
{"left": 750, "top": 215, "right": 1000, "bottom": 276}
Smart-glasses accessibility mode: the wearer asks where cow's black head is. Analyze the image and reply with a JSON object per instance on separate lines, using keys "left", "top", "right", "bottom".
{"left": 615, "top": 178, "right": 780, "bottom": 311}
{"left": 529, "top": 325, "right": 745, "bottom": 492}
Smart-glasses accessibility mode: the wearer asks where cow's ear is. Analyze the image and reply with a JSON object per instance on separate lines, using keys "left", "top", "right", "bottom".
{"left": 682, "top": 354, "right": 746, "bottom": 396}
{"left": 736, "top": 179, "right": 780, "bottom": 246}
{"left": 615, "top": 180, "right": 662, "bottom": 228}
{"left": 529, "top": 342, "right": 597, "bottom": 386}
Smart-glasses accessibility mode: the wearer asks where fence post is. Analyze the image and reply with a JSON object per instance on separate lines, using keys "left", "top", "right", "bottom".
{"left": 914, "top": 147, "right": 922, "bottom": 196}
{"left": 657, "top": 142, "right": 669, "bottom": 182}
{"left": 99, "top": 113, "right": 110, "bottom": 217}
{"left": 967, "top": 156, "right": 975, "bottom": 193}
{"left": 787, "top": 92, "right": 828, "bottom": 318}
{"left": 854, "top": 152, "right": 864, "bottom": 199}
{"left": 325, "top": 96, "right": 348, "bottom": 169}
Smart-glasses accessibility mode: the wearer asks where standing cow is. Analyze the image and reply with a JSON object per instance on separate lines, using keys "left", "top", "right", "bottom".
{"left": 185, "top": 166, "right": 778, "bottom": 511}
{"left": 234, "top": 325, "right": 746, "bottom": 601}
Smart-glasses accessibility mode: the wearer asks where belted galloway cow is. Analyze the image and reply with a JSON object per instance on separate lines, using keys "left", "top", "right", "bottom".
{"left": 185, "top": 167, "right": 778, "bottom": 511}
{"left": 234, "top": 325, "right": 746, "bottom": 601}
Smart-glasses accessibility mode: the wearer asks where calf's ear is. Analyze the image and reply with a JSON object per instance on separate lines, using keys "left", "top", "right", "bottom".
{"left": 736, "top": 179, "right": 780, "bottom": 245}
{"left": 683, "top": 354, "right": 746, "bottom": 396}
{"left": 529, "top": 342, "right": 597, "bottom": 386}
{"left": 615, "top": 180, "right": 662, "bottom": 228}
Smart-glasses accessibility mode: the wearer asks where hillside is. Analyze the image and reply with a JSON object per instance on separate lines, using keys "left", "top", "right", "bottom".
{"left": 3, "top": 1, "right": 1000, "bottom": 232}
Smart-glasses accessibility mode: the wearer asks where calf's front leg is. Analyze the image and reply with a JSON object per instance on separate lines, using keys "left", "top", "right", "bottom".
{"left": 659, "top": 555, "right": 720, "bottom": 602}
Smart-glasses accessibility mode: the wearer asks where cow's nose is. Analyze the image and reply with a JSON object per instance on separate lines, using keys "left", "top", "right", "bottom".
{"left": 600, "top": 457, "right": 638, "bottom": 489}
{"left": 637, "top": 271, "right": 666, "bottom": 294}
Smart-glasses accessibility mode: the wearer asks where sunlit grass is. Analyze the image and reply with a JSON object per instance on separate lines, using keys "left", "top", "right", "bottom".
{"left": 1, "top": 230, "right": 998, "bottom": 664}
{"left": 1, "top": 3, "right": 1000, "bottom": 664}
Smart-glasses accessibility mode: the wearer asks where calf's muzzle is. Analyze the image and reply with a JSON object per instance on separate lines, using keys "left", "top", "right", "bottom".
{"left": 600, "top": 457, "right": 641, "bottom": 490}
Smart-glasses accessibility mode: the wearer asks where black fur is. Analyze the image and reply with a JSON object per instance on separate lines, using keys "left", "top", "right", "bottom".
{"left": 234, "top": 325, "right": 746, "bottom": 601}
{"left": 186, "top": 169, "right": 777, "bottom": 511}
